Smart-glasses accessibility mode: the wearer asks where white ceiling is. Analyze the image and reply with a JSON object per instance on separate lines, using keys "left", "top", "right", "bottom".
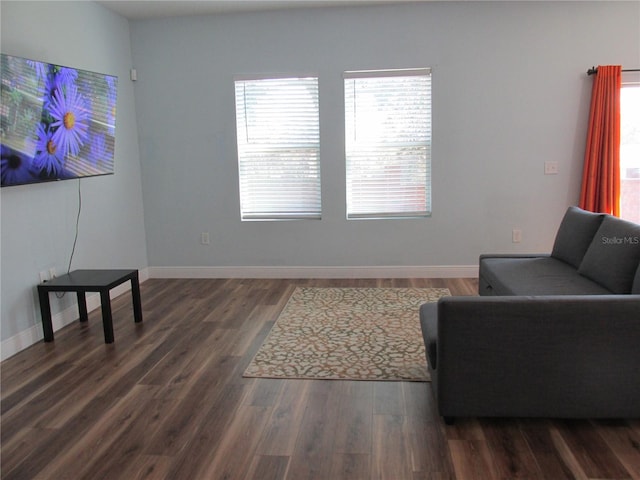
{"left": 96, "top": 0, "right": 431, "bottom": 20}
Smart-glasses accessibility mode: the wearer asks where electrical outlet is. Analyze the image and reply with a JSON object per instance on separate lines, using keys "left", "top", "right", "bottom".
{"left": 39, "top": 270, "right": 49, "bottom": 283}
{"left": 201, "top": 232, "right": 210, "bottom": 245}
{"left": 512, "top": 229, "right": 522, "bottom": 243}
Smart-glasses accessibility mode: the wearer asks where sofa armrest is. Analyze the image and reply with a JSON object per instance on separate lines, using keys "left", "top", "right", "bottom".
{"left": 479, "top": 253, "right": 550, "bottom": 260}
{"left": 479, "top": 254, "right": 551, "bottom": 295}
{"left": 435, "top": 295, "right": 640, "bottom": 418}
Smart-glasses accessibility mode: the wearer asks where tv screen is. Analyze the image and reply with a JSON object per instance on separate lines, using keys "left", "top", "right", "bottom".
{"left": 1, "top": 54, "right": 117, "bottom": 187}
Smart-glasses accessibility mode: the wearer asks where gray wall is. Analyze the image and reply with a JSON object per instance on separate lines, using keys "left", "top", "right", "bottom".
{"left": 130, "top": 1, "right": 638, "bottom": 270}
{"left": 1, "top": 1, "right": 148, "bottom": 345}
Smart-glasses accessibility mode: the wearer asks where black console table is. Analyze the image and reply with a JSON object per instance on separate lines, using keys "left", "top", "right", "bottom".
{"left": 37, "top": 269, "right": 143, "bottom": 344}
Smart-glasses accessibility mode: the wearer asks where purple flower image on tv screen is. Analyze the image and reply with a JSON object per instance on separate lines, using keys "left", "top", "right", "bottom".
{"left": 1, "top": 54, "right": 118, "bottom": 187}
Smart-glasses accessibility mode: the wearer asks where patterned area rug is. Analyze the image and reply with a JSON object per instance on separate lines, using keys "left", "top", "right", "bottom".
{"left": 243, "top": 287, "right": 450, "bottom": 381}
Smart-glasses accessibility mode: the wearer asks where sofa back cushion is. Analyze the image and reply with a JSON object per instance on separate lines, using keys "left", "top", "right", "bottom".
{"left": 578, "top": 215, "right": 640, "bottom": 293}
{"left": 551, "top": 206, "right": 605, "bottom": 268}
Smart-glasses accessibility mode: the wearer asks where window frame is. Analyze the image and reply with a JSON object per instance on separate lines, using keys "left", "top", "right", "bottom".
{"left": 343, "top": 67, "right": 432, "bottom": 220}
{"left": 234, "top": 74, "right": 322, "bottom": 221}
{"left": 620, "top": 71, "right": 640, "bottom": 224}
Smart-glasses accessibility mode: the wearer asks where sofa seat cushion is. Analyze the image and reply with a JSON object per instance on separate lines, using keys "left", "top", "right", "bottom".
{"left": 578, "top": 215, "right": 640, "bottom": 294}
{"left": 419, "top": 303, "right": 438, "bottom": 370}
{"left": 480, "top": 256, "right": 612, "bottom": 296}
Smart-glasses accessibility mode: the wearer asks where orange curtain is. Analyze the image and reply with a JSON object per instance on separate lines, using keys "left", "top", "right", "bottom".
{"left": 579, "top": 65, "right": 622, "bottom": 216}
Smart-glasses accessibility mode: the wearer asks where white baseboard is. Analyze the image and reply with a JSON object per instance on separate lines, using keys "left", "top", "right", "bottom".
{"left": 148, "top": 265, "right": 478, "bottom": 279}
{"left": 1, "top": 268, "right": 150, "bottom": 361}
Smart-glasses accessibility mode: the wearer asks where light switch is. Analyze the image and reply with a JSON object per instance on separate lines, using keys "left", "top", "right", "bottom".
{"left": 544, "top": 161, "right": 558, "bottom": 175}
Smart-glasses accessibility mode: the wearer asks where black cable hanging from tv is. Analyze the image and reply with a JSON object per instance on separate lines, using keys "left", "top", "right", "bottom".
{"left": 587, "top": 66, "right": 640, "bottom": 75}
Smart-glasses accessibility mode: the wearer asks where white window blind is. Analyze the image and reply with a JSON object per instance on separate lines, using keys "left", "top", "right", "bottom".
{"left": 234, "top": 76, "right": 321, "bottom": 220}
{"left": 344, "top": 68, "right": 431, "bottom": 219}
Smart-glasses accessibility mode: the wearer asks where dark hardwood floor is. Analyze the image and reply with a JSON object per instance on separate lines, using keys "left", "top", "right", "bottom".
{"left": 1, "top": 278, "right": 639, "bottom": 479}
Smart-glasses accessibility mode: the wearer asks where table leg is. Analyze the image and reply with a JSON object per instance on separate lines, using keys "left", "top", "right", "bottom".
{"left": 77, "top": 292, "right": 88, "bottom": 322}
{"left": 130, "top": 273, "right": 143, "bottom": 324}
{"left": 38, "top": 287, "right": 54, "bottom": 342}
{"left": 100, "top": 290, "right": 114, "bottom": 344}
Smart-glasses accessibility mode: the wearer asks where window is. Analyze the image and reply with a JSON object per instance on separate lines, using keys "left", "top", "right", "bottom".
{"left": 234, "top": 76, "right": 321, "bottom": 220}
{"left": 344, "top": 68, "right": 431, "bottom": 219}
{"left": 620, "top": 75, "right": 640, "bottom": 224}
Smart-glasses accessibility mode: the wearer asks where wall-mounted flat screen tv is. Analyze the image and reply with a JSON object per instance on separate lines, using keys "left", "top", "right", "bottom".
{"left": 1, "top": 54, "right": 117, "bottom": 187}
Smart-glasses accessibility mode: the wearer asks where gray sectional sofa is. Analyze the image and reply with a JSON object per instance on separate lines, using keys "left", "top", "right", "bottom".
{"left": 420, "top": 206, "right": 640, "bottom": 423}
